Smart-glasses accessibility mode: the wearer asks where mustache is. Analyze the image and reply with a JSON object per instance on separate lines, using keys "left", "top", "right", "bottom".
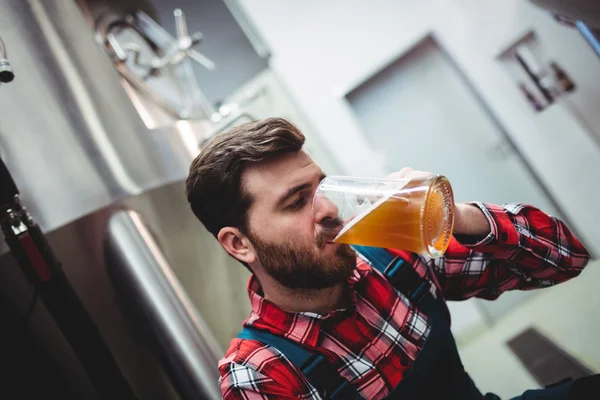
{"left": 315, "top": 218, "right": 344, "bottom": 248}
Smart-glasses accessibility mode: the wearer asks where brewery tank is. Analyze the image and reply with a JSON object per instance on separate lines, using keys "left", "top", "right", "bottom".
{"left": 0, "top": 0, "right": 254, "bottom": 398}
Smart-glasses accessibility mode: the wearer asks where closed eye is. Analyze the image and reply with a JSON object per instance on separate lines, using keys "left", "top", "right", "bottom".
{"left": 287, "top": 194, "right": 308, "bottom": 211}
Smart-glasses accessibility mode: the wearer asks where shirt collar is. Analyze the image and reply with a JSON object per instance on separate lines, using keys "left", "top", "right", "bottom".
{"left": 246, "top": 260, "right": 371, "bottom": 347}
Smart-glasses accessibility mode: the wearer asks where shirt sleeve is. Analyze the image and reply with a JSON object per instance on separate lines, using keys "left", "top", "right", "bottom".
{"left": 418, "top": 202, "right": 590, "bottom": 300}
{"left": 220, "top": 361, "right": 301, "bottom": 400}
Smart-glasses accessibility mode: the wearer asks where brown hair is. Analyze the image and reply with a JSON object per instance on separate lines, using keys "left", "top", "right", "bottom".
{"left": 185, "top": 117, "right": 306, "bottom": 237}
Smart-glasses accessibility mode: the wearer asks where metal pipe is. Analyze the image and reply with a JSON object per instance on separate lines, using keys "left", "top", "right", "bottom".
{"left": 104, "top": 210, "right": 222, "bottom": 400}
{"left": 0, "top": 37, "right": 15, "bottom": 83}
{"left": 0, "top": 36, "right": 6, "bottom": 58}
{"left": 576, "top": 20, "right": 600, "bottom": 58}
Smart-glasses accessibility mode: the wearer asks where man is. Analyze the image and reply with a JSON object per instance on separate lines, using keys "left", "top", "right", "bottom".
{"left": 185, "top": 118, "right": 592, "bottom": 399}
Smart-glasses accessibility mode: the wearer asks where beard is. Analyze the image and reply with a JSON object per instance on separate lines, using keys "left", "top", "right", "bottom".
{"left": 247, "top": 229, "right": 357, "bottom": 290}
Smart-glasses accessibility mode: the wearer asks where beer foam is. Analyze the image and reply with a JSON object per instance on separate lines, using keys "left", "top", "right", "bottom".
{"left": 334, "top": 190, "right": 396, "bottom": 240}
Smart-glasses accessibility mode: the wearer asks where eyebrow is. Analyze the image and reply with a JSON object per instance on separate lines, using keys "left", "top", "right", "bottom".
{"left": 277, "top": 183, "right": 311, "bottom": 207}
{"left": 277, "top": 173, "right": 326, "bottom": 207}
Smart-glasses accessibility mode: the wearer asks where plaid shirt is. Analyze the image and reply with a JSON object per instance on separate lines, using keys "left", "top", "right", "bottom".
{"left": 219, "top": 203, "right": 590, "bottom": 399}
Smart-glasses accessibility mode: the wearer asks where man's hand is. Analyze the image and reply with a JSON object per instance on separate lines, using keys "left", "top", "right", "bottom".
{"left": 387, "top": 168, "right": 491, "bottom": 237}
{"left": 386, "top": 167, "right": 432, "bottom": 182}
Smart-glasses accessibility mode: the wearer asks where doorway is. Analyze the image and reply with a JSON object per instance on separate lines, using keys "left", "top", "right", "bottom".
{"left": 345, "top": 35, "right": 563, "bottom": 327}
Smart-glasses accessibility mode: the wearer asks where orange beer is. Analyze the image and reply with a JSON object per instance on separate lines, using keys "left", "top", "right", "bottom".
{"left": 317, "top": 176, "right": 454, "bottom": 257}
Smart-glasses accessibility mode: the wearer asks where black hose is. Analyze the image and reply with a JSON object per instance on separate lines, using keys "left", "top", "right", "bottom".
{"left": 0, "top": 155, "right": 138, "bottom": 399}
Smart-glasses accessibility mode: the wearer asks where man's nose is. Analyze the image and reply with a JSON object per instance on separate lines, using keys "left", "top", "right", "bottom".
{"left": 313, "top": 195, "right": 339, "bottom": 224}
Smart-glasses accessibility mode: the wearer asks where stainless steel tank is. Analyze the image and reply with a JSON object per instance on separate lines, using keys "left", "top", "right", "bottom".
{"left": 0, "top": 0, "right": 254, "bottom": 398}
{"left": 0, "top": 0, "right": 196, "bottom": 234}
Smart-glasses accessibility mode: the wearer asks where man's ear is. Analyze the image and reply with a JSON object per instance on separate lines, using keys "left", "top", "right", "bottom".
{"left": 217, "top": 227, "right": 257, "bottom": 265}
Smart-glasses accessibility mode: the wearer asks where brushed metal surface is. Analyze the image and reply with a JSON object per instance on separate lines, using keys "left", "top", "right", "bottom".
{"left": 0, "top": 181, "right": 249, "bottom": 399}
{"left": 0, "top": 0, "right": 198, "bottom": 236}
{"left": 105, "top": 209, "right": 223, "bottom": 399}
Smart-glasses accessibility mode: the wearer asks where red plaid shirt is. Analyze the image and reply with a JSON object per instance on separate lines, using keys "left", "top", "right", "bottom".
{"left": 219, "top": 203, "right": 590, "bottom": 399}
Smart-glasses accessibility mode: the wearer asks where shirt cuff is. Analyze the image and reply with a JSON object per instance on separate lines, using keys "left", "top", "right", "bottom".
{"left": 454, "top": 202, "right": 519, "bottom": 249}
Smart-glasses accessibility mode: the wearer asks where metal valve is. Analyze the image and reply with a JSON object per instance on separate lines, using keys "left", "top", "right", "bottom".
{"left": 101, "top": 9, "right": 218, "bottom": 119}
{"left": 146, "top": 8, "right": 216, "bottom": 77}
{"left": 105, "top": 8, "right": 215, "bottom": 79}
{"left": 0, "top": 37, "right": 15, "bottom": 84}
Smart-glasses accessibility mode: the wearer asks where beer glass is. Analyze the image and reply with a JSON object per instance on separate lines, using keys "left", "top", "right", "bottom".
{"left": 313, "top": 175, "right": 455, "bottom": 257}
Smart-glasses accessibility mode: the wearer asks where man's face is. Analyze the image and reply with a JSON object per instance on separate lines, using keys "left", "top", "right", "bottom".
{"left": 242, "top": 150, "right": 356, "bottom": 289}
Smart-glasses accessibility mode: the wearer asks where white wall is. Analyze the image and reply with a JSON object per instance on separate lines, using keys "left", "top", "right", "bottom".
{"left": 460, "top": 258, "right": 600, "bottom": 397}
{"left": 238, "top": 0, "right": 600, "bottom": 256}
